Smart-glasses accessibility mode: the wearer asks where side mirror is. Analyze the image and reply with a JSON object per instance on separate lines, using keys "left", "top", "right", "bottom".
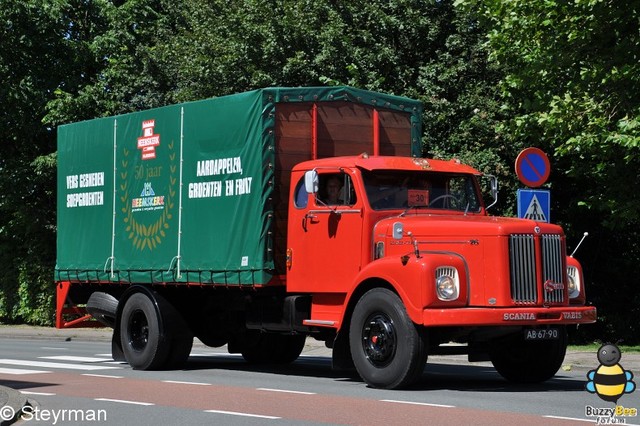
{"left": 486, "top": 174, "right": 498, "bottom": 210}
{"left": 304, "top": 170, "right": 319, "bottom": 194}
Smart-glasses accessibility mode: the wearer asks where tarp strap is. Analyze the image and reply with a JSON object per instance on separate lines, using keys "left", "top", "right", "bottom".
{"left": 311, "top": 103, "right": 318, "bottom": 159}
{"left": 175, "top": 106, "right": 185, "bottom": 278}
{"left": 105, "top": 119, "right": 117, "bottom": 278}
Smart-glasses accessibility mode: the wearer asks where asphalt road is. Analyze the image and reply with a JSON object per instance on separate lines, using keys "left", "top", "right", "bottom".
{"left": 0, "top": 326, "right": 638, "bottom": 425}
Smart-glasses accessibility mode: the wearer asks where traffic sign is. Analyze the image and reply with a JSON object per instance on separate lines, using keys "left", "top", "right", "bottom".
{"left": 517, "top": 189, "right": 550, "bottom": 222}
{"left": 515, "top": 147, "right": 551, "bottom": 188}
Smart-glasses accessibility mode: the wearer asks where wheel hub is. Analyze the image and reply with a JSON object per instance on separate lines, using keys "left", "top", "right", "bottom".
{"left": 128, "top": 309, "right": 149, "bottom": 352}
{"left": 362, "top": 313, "right": 397, "bottom": 367}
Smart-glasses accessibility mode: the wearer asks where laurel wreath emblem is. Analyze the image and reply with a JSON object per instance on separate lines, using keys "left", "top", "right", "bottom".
{"left": 120, "top": 141, "right": 177, "bottom": 251}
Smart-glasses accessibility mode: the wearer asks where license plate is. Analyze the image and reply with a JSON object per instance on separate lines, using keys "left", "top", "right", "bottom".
{"left": 524, "top": 328, "right": 559, "bottom": 340}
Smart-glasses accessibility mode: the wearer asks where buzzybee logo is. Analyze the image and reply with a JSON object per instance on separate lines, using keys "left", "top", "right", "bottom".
{"left": 587, "top": 343, "right": 636, "bottom": 403}
{"left": 585, "top": 343, "right": 637, "bottom": 424}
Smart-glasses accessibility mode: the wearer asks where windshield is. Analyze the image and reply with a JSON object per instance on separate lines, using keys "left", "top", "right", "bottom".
{"left": 362, "top": 170, "right": 482, "bottom": 212}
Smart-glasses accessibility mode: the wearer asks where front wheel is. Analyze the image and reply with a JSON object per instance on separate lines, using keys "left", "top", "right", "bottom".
{"left": 349, "top": 288, "right": 427, "bottom": 389}
{"left": 489, "top": 326, "right": 567, "bottom": 383}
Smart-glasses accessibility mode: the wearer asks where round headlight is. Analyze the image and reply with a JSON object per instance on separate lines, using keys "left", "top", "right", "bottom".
{"left": 567, "top": 266, "right": 581, "bottom": 298}
{"left": 436, "top": 273, "right": 459, "bottom": 300}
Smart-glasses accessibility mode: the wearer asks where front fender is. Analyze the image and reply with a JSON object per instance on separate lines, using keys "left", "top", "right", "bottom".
{"left": 348, "top": 253, "right": 469, "bottom": 325}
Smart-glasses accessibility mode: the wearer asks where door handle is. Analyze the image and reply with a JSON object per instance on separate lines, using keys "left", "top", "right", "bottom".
{"left": 302, "top": 213, "right": 318, "bottom": 231}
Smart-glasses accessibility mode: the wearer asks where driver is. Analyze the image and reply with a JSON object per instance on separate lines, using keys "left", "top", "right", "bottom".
{"left": 324, "top": 176, "right": 343, "bottom": 205}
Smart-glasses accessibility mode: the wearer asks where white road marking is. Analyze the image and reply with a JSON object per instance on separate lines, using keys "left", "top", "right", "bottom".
{"left": 82, "top": 373, "right": 124, "bottom": 379}
{"left": 20, "top": 391, "right": 56, "bottom": 396}
{"left": 257, "top": 387, "right": 316, "bottom": 395}
{"left": 380, "top": 399, "right": 455, "bottom": 408}
{"left": 544, "top": 415, "right": 600, "bottom": 423}
{"left": 40, "top": 356, "right": 113, "bottom": 363}
{"left": 95, "top": 398, "right": 154, "bottom": 406}
{"left": 0, "top": 359, "right": 120, "bottom": 371}
{"left": 204, "top": 409, "right": 280, "bottom": 419}
{"left": 40, "top": 347, "right": 68, "bottom": 351}
{"left": 162, "top": 380, "right": 210, "bottom": 386}
{"left": 0, "top": 367, "right": 50, "bottom": 375}
{"left": 190, "top": 353, "right": 240, "bottom": 357}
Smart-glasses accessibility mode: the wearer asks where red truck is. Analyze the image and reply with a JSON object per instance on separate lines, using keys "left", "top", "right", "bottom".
{"left": 56, "top": 87, "right": 596, "bottom": 389}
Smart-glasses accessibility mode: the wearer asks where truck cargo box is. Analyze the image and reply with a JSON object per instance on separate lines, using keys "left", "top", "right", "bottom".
{"left": 56, "top": 87, "right": 423, "bottom": 285}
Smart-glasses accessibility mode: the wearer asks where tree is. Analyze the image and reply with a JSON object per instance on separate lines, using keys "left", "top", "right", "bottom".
{"left": 458, "top": 0, "right": 640, "bottom": 343}
{"left": 0, "top": 1, "right": 69, "bottom": 323}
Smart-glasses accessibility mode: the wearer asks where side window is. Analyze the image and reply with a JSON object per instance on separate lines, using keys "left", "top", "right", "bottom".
{"left": 293, "top": 178, "right": 308, "bottom": 208}
{"left": 318, "top": 173, "right": 357, "bottom": 206}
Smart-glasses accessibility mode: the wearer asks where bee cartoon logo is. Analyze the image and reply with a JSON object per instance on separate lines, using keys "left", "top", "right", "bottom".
{"left": 586, "top": 343, "right": 636, "bottom": 403}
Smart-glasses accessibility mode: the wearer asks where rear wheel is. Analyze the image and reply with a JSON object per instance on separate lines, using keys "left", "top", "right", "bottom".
{"left": 490, "top": 326, "right": 567, "bottom": 383}
{"left": 119, "top": 291, "right": 193, "bottom": 370}
{"left": 349, "top": 288, "right": 427, "bottom": 389}
{"left": 120, "top": 293, "right": 167, "bottom": 370}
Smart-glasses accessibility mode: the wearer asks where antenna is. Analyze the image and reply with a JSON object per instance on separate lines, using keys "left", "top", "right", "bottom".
{"left": 570, "top": 232, "right": 589, "bottom": 258}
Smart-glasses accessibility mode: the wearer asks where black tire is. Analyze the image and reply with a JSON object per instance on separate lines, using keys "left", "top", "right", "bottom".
{"left": 162, "top": 305, "right": 194, "bottom": 369}
{"left": 119, "top": 293, "right": 169, "bottom": 370}
{"left": 111, "top": 332, "right": 125, "bottom": 362}
{"left": 164, "top": 335, "right": 194, "bottom": 369}
{"left": 86, "top": 292, "right": 118, "bottom": 328}
{"left": 349, "top": 288, "right": 427, "bottom": 389}
{"left": 279, "top": 334, "right": 306, "bottom": 363}
{"left": 489, "top": 326, "right": 567, "bottom": 383}
{"left": 241, "top": 333, "right": 306, "bottom": 364}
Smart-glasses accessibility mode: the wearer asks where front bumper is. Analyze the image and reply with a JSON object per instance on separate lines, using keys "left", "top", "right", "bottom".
{"left": 422, "top": 305, "right": 596, "bottom": 327}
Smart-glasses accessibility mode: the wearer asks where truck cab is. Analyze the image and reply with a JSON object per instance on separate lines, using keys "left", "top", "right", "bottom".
{"left": 286, "top": 154, "right": 595, "bottom": 388}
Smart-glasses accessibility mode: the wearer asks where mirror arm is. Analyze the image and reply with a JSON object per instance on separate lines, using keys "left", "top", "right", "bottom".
{"left": 485, "top": 174, "right": 498, "bottom": 211}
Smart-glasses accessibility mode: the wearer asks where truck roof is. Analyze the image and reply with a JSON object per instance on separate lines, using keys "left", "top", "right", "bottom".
{"left": 292, "top": 155, "right": 482, "bottom": 175}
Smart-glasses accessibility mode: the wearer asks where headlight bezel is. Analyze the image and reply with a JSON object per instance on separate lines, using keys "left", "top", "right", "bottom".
{"left": 567, "top": 265, "right": 581, "bottom": 299}
{"left": 435, "top": 266, "right": 460, "bottom": 301}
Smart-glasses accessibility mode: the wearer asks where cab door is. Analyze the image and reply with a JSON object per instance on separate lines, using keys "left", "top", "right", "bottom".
{"left": 286, "top": 171, "right": 364, "bottom": 293}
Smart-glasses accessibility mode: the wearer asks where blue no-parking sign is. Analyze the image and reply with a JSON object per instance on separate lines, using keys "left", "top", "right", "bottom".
{"left": 517, "top": 189, "right": 550, "bottom": 222}
{"left": 515, "top": 147, "right": 551, "bottom": 188}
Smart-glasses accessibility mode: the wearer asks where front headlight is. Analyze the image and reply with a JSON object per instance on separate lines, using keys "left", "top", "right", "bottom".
{"left": 435, "top": 266, "right": 459, "bottom": 301}
{"left": 567, "top": 266, "right": 581, "bottom": 298}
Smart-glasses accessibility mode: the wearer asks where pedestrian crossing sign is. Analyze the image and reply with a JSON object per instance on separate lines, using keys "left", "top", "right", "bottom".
{"left": 517, "top": 189, "right": 550, "bottom": 222}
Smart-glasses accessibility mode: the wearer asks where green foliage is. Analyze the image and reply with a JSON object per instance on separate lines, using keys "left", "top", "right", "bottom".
{"left": 460, "top": 0, "right": 640, "bottom": 226}
{"left": 13, "top": 263, "right": 55, "bottom": 326}
{"left": 0, "top": 1, "right": 67, "bottom": 325}
{"left": 459, "top": 0, "right": 640, "bottom": 344}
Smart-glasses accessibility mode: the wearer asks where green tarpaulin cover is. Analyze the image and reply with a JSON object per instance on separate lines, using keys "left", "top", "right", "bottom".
{"left": 56, "top": 87, "right": 422, "bottom": 285}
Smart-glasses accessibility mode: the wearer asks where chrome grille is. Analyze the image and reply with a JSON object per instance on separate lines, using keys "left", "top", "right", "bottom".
{"left": 509, "top": 234, "right": 565, "bottom": 304}
{"left": 542, "top": 234, "right": 564, "bottom": 303}
{"left": 509, "top": 234, "right": 537, "bottom": 303}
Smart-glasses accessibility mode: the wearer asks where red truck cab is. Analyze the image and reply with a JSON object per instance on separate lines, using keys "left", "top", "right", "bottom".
{"left": 286, "top": 154, "right": 595, "bottom": 388}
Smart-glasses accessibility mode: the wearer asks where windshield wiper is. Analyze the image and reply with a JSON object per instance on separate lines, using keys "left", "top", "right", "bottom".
{"left": 399, "top": 205, "right": 429, "bottom": 217}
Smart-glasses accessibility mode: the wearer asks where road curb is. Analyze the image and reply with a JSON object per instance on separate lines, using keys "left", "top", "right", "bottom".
{"left": 0, "top": 386, "right": 27, "bottom": 426}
